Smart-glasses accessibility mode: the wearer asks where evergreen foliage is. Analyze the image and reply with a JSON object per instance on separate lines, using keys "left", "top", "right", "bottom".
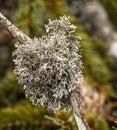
{"left": 0, "top": 70, "right": 24, "bottom": 108}
{"left": 14, "top": 0, "right": 69, "bottom": 37}
{"left": 77, "top": 27, "right": 114, "bottom": 96}
{"left": 45, "top": 109, "right": 78, "bottom": 130}
{"left": 0, "top": 100, "right": 55, "bottom": 130}
{"left": 77, "top": 26, "right": 111, "bottom": 86}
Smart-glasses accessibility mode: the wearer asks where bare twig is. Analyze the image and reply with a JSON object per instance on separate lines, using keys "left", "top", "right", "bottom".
{"left": 0, "top": 12, "right": 33, "bottom": 44}
{"left": 71, "top": 90, "right": 90, "bottom": 130}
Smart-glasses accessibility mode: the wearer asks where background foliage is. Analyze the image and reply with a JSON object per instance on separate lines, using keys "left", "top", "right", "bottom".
{"left": 0, "top": 0, "right": 117, "bottom": 130}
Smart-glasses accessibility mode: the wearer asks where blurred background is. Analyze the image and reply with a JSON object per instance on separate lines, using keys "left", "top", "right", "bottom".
{"left": 0, "top": 0, "right": 117, "bottom": 130}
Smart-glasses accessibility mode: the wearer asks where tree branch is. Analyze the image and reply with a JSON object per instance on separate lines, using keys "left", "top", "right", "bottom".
{"left": 0, "top": 12, "right": 33, "bottom": 44}
{"left": 71, "top": 89, "right": 90, "bottom": 130}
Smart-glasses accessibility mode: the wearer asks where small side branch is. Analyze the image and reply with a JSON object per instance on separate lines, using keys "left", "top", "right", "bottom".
{"left": 71, "top": 90, "right": 90, "bottom": 130}
{"left": 0, "top": 12, "right": 32, "bottom": 44}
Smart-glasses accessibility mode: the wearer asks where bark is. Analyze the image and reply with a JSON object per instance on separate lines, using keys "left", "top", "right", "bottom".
{"left": 0, "top": 12, "right": 33, "bottom": 44}
{"left": 71, "top": 89, "right": 90, "bottom": 130}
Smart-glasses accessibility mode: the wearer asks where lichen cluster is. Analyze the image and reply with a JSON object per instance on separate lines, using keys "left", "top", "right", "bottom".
{"left": 13, "top": 16, "right": 83, "bottom": 111}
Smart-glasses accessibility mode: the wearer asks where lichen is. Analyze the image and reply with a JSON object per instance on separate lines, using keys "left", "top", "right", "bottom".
{"left": 13, "top": 16, "right": 83, "bottom": 111}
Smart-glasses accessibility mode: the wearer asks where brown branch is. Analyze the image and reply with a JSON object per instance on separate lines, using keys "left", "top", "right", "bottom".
{"left": 0, "top": 12, "right": 33, "bottom": 44}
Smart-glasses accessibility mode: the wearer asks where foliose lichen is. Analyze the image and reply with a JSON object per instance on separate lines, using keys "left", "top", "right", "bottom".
{"left": 13, "top": 16, "right": 83, "bottom": 111}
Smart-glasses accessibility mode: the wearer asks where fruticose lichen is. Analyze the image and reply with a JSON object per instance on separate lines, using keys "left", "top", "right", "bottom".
{"left": 13, "top": 16, "right": 83, "bottom": 111}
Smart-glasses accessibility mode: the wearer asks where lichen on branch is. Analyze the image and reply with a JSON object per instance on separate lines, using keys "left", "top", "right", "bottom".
{"left": 13, "top": 16, "right": 83, "bottom": 111}
{"left": 0, "top": 12, "right": 89, "bottom": 130}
